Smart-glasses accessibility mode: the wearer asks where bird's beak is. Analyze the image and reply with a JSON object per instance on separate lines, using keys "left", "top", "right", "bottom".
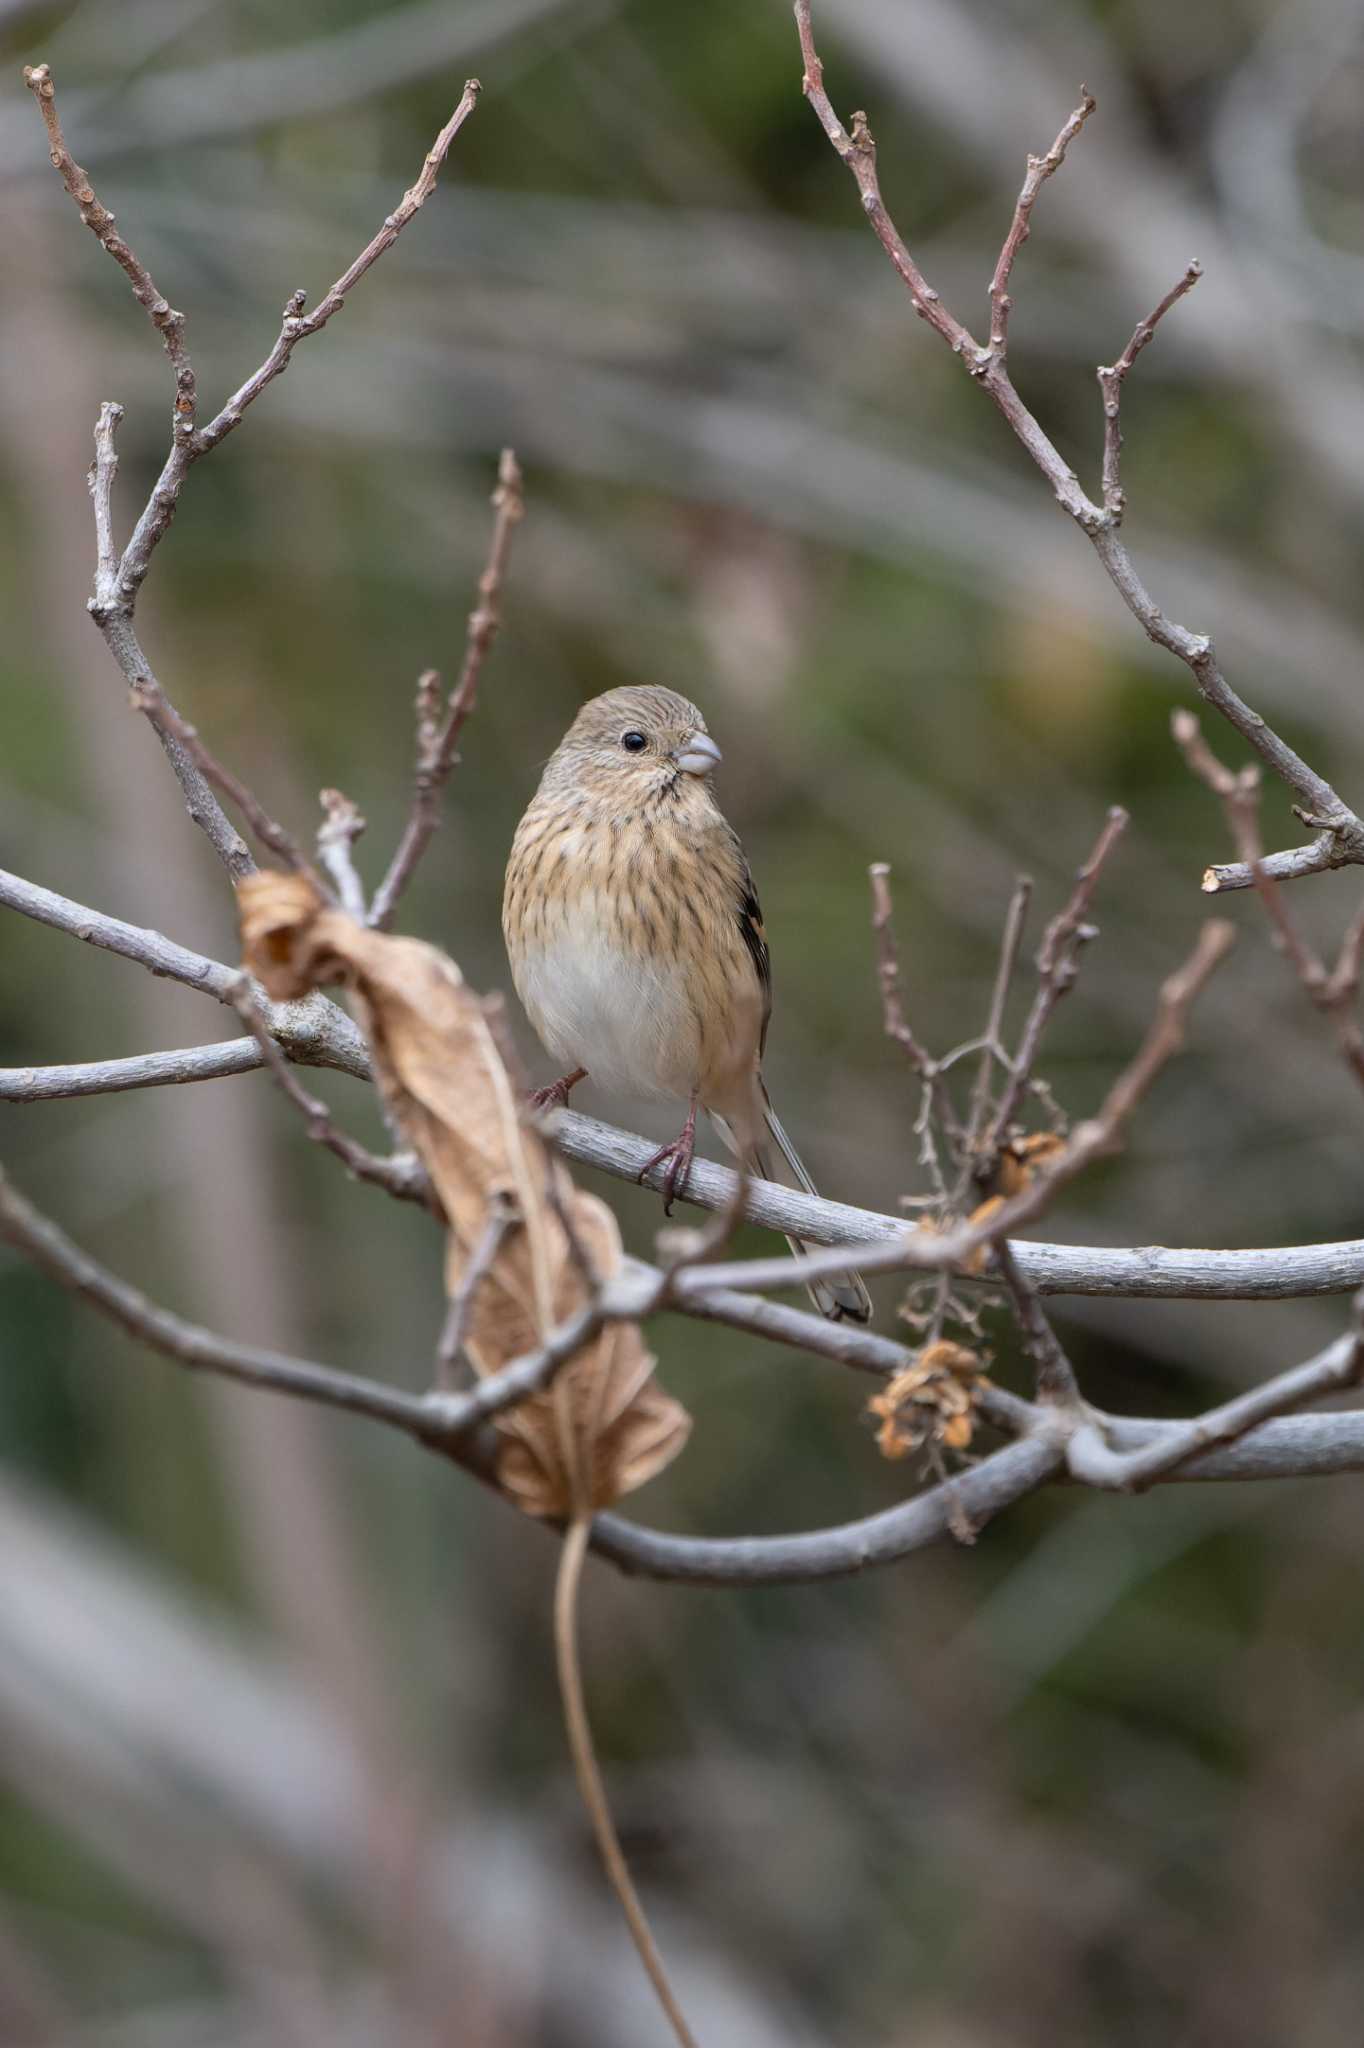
{"left": 673, "top": 731, "right": 722, "bottom": 777}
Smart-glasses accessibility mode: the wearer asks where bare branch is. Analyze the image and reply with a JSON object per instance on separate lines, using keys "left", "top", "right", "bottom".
{"left": 0, "top": 1160, "right": 428, "bottom": 1435}
{"left": 12, "top": 1156, "right": 1364, "bottom": 1592}
{"left": 88, "top": 400, "right": 123, "bottom": 590}
{"left": 129, "top": 676, "right": 318, "bottom": 881}
{"left": 435, "top": 1189, "right": 522, "bottom": 1385}
{"left": 23, "top": 64, "right": 197, "bottom": 439}
{"left": 988, "top": 89, "right": 1096, "bottom": 359}
{"left": 0, "top": 1039, "right": 266, "bottom": 1101}
{"left": 679, "top": 917, "right": 1234, "bottom": 1302}
{"left": 0, "top": 866, "right": 367, "bottom": 1076}
{"left": 1098, "top": 261, "right": 1203, "bottom": 521}
{"left": 995, "top": 1240, "right": 1081, "bottom": 1406}
{"left": 194, "top": 84, "right": 483, "bottom": 460}
{"left": 1175, "top": 710, "right": 1364, "bottom": 1086}
{"left": 83, "top": 403, "right": 253, "bottom": 879}
{"left": 6, "top": 869, "right": 1364, "bottom": 1302}
{"left": 984, "top": 806, "right": 1128, "bottom": 1153}
{"left": 792, "top": 2, "right": 1364, "bottom": 874}
{"left": 868, "top": 863, "right": 941, "bottom": 1080}
{"left": 867, "top": 861, "right": 959, "bottom": 1199}
{"left": 1203, "top": 832, "right": 1348, "bottom": 894}
{"left": 593, "top": 1431, "right": 1069, "bottom": 1584}
{"left": 960, "top": 874, "right": 1032, "bottom": 1176}
{"left": 1068, "top": 1320, "right": 1364, "bottom": 1491}
{"left": 114, "top": 81, "right": 484, "bottom": 609}
{"left": 316, "top": 789, "right": 369, "bottom": 919}
{"left": 26, "top": 66, "right": 483, "bottom": 889}
{"left": 229, "top": 978, "right": 431, "bottom": 1206}
{"left": 369, "top": 449, "right": 525, "bottom": 930}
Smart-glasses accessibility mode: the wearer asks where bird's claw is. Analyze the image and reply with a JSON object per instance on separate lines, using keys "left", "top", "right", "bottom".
{"left": 639, "top": 1112, "right": 698, "bottom": 1215}
{"left": 528, "top": 1067, "right": 587, "bottom": 1115}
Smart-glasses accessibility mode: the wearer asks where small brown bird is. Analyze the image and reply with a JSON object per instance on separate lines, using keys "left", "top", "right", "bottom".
{"left": 502, "top": 685, "right": 872, "bottom": 1323}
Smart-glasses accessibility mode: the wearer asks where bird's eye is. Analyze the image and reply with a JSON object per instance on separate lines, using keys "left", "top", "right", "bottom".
{"left": 620, "top": 730, "right": 648, "bottom": 753}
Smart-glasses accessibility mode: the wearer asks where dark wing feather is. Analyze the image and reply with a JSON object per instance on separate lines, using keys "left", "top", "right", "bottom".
{"left": 734, "top": 851, "right": 773, "bottom": 1058}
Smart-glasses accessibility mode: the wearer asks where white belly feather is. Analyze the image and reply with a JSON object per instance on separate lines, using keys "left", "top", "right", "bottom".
{"left": 516, "top": 897, "right": 701, "bottom": 1102}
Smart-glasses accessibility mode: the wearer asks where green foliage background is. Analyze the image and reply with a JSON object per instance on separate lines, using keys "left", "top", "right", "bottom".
{"left": 4, "top": 0, "right": 1364, "bottom": 2040}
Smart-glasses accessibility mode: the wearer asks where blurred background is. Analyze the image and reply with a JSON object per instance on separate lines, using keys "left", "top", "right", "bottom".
{"left": 4, "top": 0, "right": 1364, "bottom": 2040}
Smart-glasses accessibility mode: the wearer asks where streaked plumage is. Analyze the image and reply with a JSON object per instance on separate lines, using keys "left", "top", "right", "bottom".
{"left": 503, "top": 685, "right": 871, "bottom": 1323}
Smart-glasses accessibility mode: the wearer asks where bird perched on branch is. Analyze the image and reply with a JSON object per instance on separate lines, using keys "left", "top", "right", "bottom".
{"left": 503, "top": 684, "right": 872, "bottom": 1323}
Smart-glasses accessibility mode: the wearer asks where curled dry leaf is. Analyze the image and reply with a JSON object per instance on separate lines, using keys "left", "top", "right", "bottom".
{"left": 238, "top": 872, "right": 690, "bottom": 1516}
{"left": 867, "top": 1339, "right": 987, "bottom": 1463}
{"left": 994, "top": 1130, "right": 1067, "bottom": 1198}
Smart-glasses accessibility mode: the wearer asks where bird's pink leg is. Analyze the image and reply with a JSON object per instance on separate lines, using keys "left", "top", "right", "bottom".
{"left": 529, "top": 1066, "right": 587, "bottom": 1113}
{"left": 638, "top": 1094, "right": 698, "bottom": 1215}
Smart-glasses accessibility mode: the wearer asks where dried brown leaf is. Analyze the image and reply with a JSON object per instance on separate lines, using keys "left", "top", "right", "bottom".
{"left": 995, "top": 1129, "right": 1068, "bottom": 1197}
{"left": 867, "top": 1340, "right": 987, "bottom": 1463}
{"left": 238, "top": 872, "right": 690, "bottom": 1515}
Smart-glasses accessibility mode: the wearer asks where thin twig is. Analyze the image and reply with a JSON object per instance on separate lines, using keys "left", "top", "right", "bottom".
{"left": 129, "top": 676, "right": 318, "bottom": 881}
{"left": 1097, "top": 261, "right": 1203, "bottom": 521}
{"left": 369, "top": 450, "right": 525, "bottom": 929}
{"left": 88, "top": 400, "right": 123, "bottom": 590}
{"left": 1174, "top": 710, "right": 1364, "bottom": 1087}
{"left": 317, "top": 789, "right": 369, "bottom": 919}
{"left": 988, "top": 89, "right": 1096, "bottom": 359}
{"left": 229, "top": 978, "right": 431, "bottom": 1205}
{"left": 436, "top": 1190, "right": 522, "bottom": 1387}
{"left": 117, "top": 80, "right": 483, "bottom": 609}
{"left": 995, "top": 1240, "right": 1081, "bottom": 1406}
{"left": 792, "top": 1, "right": 1364, "bottom": 876}
{"left": 984, "top": 808, "right": 1127, "bottom": 1153}
{"left": 958, "top": 874, "right": 1032, "bottom": 1198}
{"left": 868, "top": 863, "right": 960, "bottom": 1199}
{"left": 26, "top": 65, "right": 482, "bottom": 887}
{"left": 681, "top": 916, "right": 1235, "bottom": 1301}
{"left": 85, "top": 412, "right": 254, "bottom": 882}
{"left": 23, "top": 64, "right": 197, "bottom": 441}
{"left": 0, "top": 1160, "right": 427, "bottom": 1433}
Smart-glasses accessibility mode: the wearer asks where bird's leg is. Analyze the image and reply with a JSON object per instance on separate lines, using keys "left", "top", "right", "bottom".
{"left": 529, "top": 1067, "right": 587, "bottom": 1113}
{"left": 638, "top": 1094, "right": 698, "bottom": 1215}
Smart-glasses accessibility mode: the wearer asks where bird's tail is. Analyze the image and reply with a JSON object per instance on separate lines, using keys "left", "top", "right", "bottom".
{"left": 710, "top": 1088, "right": 872, "bottom": 1324}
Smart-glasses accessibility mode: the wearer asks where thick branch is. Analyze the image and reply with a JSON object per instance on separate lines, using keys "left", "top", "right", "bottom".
{"left": 5, "top": 871, "right": 1364, "bottom": 1301}
{"left": 1068, "top": 1326, "right": 1364, "bottom": 1490}
{"left": 9, "top": 1162, "right": 1364, "bottom": 1592}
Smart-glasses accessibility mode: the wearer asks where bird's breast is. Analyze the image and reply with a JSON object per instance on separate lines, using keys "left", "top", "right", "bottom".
{"left": 513, "top": 892, "right": 703, "bottom": 1100}
{"left": 504, "top": 805, "right": 764, "bottom": 1107}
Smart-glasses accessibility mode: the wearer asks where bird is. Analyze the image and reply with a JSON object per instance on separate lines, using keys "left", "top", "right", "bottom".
{"left": 502, "top": 684, "right": 872, "bottom": 1323}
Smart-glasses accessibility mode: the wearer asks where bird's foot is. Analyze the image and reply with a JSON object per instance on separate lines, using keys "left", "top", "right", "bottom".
{"left": 529, "top": 1066, "right": 587, "bottom": 1114}
{"left": 638, "top": 1099, "right": 698, "bottom": 1215}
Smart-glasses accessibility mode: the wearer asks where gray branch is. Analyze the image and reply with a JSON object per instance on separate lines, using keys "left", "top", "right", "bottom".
{"left": 6, "top": 870, "right": 1364, "bottom": 1302}
{"left": 8, "top": 1154, "right": 1364, "bottom": 1592}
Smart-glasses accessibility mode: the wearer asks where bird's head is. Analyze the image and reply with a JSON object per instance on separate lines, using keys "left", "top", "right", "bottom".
{"left": 542, "top": 685, "right": 722, "bottom": 804}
